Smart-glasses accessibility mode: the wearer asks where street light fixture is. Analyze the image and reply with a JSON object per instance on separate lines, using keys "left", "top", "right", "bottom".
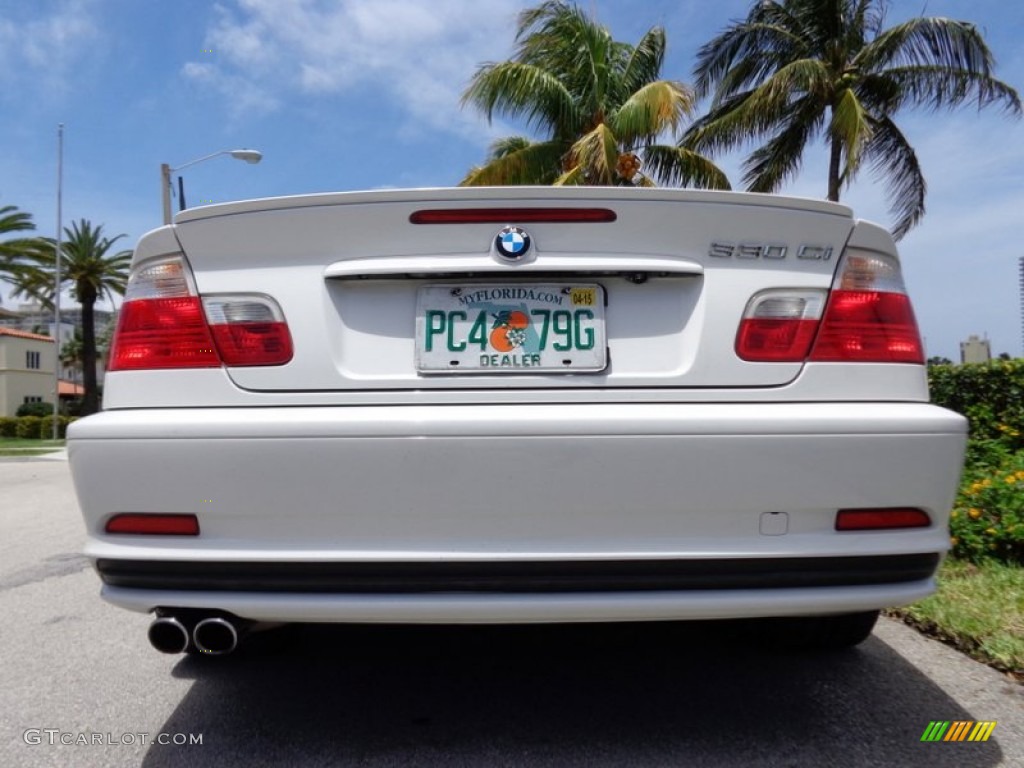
{"left": 160, "top": 149, "right": 262, "bottom": 225}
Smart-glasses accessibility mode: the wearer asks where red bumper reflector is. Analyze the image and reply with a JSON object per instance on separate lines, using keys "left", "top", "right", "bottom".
{"left": 835, "top": 508, "right": 931, "bottom": 531}
{"left": 106, "top": 513, "right": 200, "bottom": 536}
{"left": 410, "top": 208, "right": 617, "bottom": 224}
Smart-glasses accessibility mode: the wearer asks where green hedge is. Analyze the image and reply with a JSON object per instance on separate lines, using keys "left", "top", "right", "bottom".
{"left": 39, "top": 415, "right": 74, "bottom": 439}
{"left": 930, "top": 360, "right": 1024, "bottom": 563}
{"left": 929, "top": 360, "right": 1024, "bottom": 467}
{"left": 15, "top": 415, "right": 43, "bottom": 439}
{"left": 1, "top": 415, "right": 77, "bottom": 440}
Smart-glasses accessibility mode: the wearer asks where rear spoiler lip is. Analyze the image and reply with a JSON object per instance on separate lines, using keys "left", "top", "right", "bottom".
{"left": 172, "top": 186, "right": 855, "bottom": 224}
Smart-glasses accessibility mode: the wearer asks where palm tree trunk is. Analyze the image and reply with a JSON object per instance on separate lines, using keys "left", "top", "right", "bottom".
{"left": 827, "top": 132, "right": 842, "bottom": 202}
{"left": 80, "top": 284, "right": 99, "bottom": 415}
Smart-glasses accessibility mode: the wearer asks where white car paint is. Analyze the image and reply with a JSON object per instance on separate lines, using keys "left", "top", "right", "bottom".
{"left": 68, "top": 188, "right": 967, "bottom": 629}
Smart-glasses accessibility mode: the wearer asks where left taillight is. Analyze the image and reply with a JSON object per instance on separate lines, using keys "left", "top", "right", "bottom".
{"left": 109, "top": 255, "right": 292, "bottom": 370}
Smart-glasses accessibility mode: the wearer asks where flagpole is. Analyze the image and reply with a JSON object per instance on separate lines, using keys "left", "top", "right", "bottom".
{"left": 53, "top": 124, "right": 63, "bottom": 440}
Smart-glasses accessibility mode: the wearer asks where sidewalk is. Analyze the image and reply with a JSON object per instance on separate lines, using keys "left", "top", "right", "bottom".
{"left": 0, "top": 447, "right": 67, "bottom": 461}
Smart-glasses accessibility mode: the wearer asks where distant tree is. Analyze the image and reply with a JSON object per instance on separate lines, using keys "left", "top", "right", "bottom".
{"left": 461, "top": 0, "right": 729, "bottom": 188}
{"left": 998, "top": 352, "right": 1012, "bottom": 361}
{"left": 686, "top": 0, "right": 1021, "bottom": 239}
{"left": 60, "top": 327, "right": 84, "bottom": 384}
{"left": 927, "top": 356, "right": 953, "bottom": 367}
{"left": 20, "top": 220, "right": 131, "bottom": 415}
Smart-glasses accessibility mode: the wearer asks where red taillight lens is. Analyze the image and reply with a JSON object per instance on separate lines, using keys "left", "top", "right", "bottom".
{"left": 809, "top": 290, "right": 924, "bottom": 363}
{"left": 210, "top": 322, "right": 293, "bottom": 365}
{"left": 109, "top": 297, "right": 220, "bottom": 370}
{"left": 835, "top": 508, "right": 931, "bottom": 531}
{"left": 736, "top": 319, "right": 820, "bottom": 362}
{"left": 105, "top": 513, "right": 200, "bottom": 535}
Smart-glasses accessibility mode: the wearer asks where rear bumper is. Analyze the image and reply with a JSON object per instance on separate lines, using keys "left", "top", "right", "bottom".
{"left": 68, "top": 402, "right": 966, "bottom": 622}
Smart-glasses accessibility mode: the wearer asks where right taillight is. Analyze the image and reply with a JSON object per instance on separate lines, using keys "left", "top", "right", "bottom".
{"left": 809, "top": 250, "right": 924, "bottom": 363}
{"left": 735, "top": 249, "right": 925, "bottom": 364}
{"left": 109, "top": 255, "right": 293, "bottom": 371}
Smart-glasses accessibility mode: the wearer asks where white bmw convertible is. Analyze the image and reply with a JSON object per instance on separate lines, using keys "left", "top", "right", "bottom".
{"left": 67, "top": 187, "right": 967, "bottom": 655}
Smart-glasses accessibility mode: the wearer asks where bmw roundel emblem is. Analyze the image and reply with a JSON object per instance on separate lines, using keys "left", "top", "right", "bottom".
{"left": 495, "top": 226, "right": 531, "bottom": 261}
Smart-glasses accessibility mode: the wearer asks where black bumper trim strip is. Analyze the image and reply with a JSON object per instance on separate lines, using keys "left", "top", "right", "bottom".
{"left": 95, "top": 554, "right": 940, "bottom": 594}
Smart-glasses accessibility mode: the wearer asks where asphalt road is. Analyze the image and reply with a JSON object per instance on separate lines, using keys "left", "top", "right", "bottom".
{"left": 1, "top": 458, "right": 1022, "bottom": 767}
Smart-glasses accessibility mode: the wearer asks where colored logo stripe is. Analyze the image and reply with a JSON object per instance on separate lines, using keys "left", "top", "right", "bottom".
{"left": 969, "top": 722, "right": 997, "bottom": 742}
{"left": 944, "top": 721, "right": 972, "bottom": 741}
{"left": 921, "top": 720, "right": 996, "bottom": 742}
{"left": 921, "top": 721, "right": 949, "bottom": 741}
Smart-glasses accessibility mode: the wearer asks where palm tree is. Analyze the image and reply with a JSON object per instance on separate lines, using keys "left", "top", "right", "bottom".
{"left": 461, "top": 0, "right": 729, "bottom": 189}
{"left": 0, "top": 204, "right": 43, "bottom": 291}
{"left": 22, "top": 220, "right": 131, "bottom": 415}
{"left": 685, "top": 0, "right": 1021, "bottom": 238}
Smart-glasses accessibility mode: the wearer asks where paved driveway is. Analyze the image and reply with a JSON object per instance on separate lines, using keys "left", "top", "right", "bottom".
{"left": 1, "top": 459, "right": 1021, "bottom": 767}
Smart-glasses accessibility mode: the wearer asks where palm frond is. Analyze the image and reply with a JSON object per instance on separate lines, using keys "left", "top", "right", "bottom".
{"left": 620, "top": 27, "right": 667, "bottom": 97}
{"left": 863, "top": 116, "right": 925, "bottom": 241}
{"left": 643, "top": 145, "right": 731, "bottom": 190}
{"left": 461, "top": 61, "right": 579, "bottom": 137}
{"left": 872, "top": 65, "right": 1021, "bottom": 114}
{"left": 860, "top": 17, "right": 991, "bottom": 75}
{"left": 611, "top": 80, "right": 695, "bottom": 145}
{"left": 552, "top": 165, "right": 585, "bottom": 186}
{"left": 460, "top": 140, "right": 566, "bottom": 186}
{"left": 694, "top": 17, "right": 809, "bottom": 100}
{"left": 830, "top": 86, "right": 874, "bottom": 182}
{"left": 741, "top": 97, "right": 824, "bottom": 192}
{"left": 562, "top": 123, "right": 619, "bottom": 185}
{"left": 686, "top": 58, "right": 830, "bottom": 155}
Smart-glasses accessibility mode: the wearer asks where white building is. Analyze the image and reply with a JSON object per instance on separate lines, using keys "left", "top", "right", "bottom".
{"left": 0, "top": 328, "right": 57, "bottom": 417}
{"left": 959, "top": 334, "right": 992, "bottom": 364}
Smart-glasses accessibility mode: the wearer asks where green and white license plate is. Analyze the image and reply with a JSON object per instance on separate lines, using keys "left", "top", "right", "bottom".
{"left": 415, "top": 283, "right": 607, "bottom": 373}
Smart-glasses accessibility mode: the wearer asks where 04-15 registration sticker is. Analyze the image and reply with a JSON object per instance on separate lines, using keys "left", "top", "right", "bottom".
{"left": 415, "top": 284, "right": 607, "bottom": 373}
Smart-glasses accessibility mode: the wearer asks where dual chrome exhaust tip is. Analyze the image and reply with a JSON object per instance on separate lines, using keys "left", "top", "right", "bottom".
{"left": 148, "top": 614, "right": 242, "bottom": 655}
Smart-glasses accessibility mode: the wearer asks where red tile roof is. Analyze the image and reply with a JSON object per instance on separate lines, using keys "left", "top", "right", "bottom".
{"left": 58, "top": 380, "right": 85, "bottom": 396}
{"left": 0, "top": 327, "right": 55, "bottom": 342}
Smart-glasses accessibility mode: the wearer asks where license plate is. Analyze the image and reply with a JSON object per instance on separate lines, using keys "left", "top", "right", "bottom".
{"left": 415, "top": 284, "right": 607, "bottom": 373}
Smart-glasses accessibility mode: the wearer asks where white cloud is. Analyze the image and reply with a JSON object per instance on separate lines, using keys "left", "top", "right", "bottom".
{"left": 0, "top": 0, "right": 100, "bottom": 94}
{"left": 182, "top": 0, "right": 526, "bottom": 137}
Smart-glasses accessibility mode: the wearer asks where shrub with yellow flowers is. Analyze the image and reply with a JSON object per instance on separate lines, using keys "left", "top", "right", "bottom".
{"left": 949, "top": 458, "right": 1024, "bottom": 563}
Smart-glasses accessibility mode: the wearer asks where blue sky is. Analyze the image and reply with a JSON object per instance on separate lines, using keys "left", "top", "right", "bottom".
{"left": 1, "top": 0, "right": 1022, "bottom": 360}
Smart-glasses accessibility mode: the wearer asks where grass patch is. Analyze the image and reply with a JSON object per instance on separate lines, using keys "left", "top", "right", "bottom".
{"left": 0, "top": 449, "right": 56, "bottom": 457}
{"left": 0, "top": 438, "right": 65, "bottom": 449}
{"left": 888, "top": 558, "right": 1024, "bottom": 678}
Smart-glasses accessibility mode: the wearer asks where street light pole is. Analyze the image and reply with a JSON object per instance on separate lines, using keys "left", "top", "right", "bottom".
{"left": 53, "top": 123, "right": 63, "bottom": 440}
{"left": 160, "top": 149, "right": 262, "bottom": 225}
{"left": 160, "top": 162, "right": 172, "bottom": 225}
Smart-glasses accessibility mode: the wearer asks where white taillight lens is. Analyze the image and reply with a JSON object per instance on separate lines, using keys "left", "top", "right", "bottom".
{"left": 109, "top": 256, "right": 292, "bottom": 370}
{"left": 809, "top": 250, "right": 924, "bottom": 364}
{"left": 736, "top": 289, "right": 827, "bottom": 362}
